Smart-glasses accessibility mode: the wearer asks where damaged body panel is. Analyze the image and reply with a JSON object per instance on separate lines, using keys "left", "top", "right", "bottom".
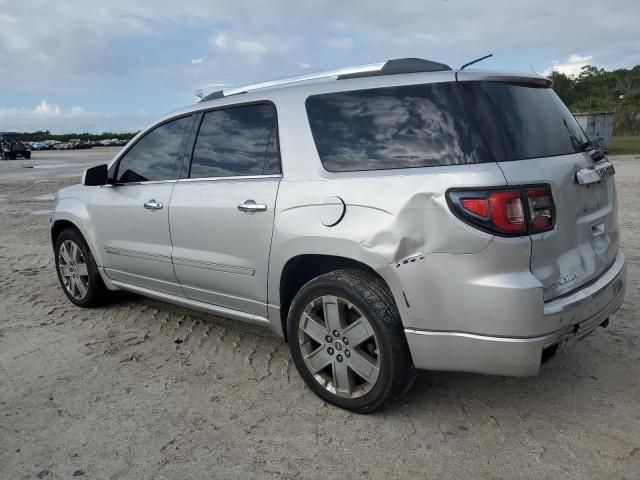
{"left": 267, "top": 163, "right": 505, "bottom": 331}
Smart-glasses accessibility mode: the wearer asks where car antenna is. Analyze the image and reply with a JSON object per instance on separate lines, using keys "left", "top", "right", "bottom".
{"left": 455, "top": 53, "right": 493, "bottom": 81}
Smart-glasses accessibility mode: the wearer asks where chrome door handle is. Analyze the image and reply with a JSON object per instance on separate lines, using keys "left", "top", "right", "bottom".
{"left": 237, "top": 200, "right": 267, "bottom": 213}
{"left": 143, "top": 199, "right": 163, "bottom": 210}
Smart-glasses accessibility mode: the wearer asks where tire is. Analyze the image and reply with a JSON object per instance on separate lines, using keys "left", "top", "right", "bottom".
{"left": 24, "top": 153, "right": 31, "bottom": 160}
{"left": 54, "top": 228, "right": 107, "bottom": 307}
{"left": 287, "top": 269, "right": 414, "bottom": 413}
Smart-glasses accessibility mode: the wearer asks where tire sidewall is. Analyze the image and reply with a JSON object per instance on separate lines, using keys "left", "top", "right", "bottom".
{"left": 287, "top": 273, "right": 405, "bottom": 412}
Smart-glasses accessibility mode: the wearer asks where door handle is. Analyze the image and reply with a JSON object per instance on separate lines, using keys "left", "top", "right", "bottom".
{"left": 237, "top": 200, "right": 267, "bottom": 214}
{"left": 143, "top": 199, "right": 163, "bottom": 210}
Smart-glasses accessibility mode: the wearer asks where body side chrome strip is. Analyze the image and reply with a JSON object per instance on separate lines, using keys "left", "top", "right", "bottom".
{"left": 172, "top": 257, "right": 255, "bottom": 276}
{"left": 104, "top": 246, "right": 172, "bottom": 263}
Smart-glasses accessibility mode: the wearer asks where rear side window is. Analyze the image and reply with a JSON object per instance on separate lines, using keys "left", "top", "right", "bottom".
{"left": 116, "top": 116, "right": 190, "bottom": 183}
{"left": 189, "top": 104, "right": 278, "bottom": 178}
{"left": 306, "top": 82, "right": 589, "bottom": 172}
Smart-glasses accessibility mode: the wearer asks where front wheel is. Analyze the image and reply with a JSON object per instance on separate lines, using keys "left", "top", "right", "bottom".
{"left": 287, "top": 269, "right": 414, "bottom": 413}
{"left": 54, "top": 228, "right": 107, "bottom": 307}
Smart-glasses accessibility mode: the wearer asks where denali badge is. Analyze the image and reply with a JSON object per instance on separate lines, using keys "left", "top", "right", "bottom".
{"left": 576, "top": 162, "right": 616, "bottom": 185}
{"left": 543, "top": 273, "right": 578, "bottom": 294}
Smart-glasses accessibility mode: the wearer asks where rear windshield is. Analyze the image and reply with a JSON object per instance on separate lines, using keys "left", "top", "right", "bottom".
{"left": 306, "top": 81, "right": 589, "bottom": 172}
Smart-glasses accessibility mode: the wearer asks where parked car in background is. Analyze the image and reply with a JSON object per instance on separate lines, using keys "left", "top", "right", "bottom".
{"left": 53, "top": 142, "right": 72, "bottom": 150}
{"left": 69, "top": 139, "right": 93, "bottom": 149}
{"left": 51, "top": 58, "right": 626, "bottom": 413}
{"left": 0, "top": 134, "right": 31, "bottom": 159}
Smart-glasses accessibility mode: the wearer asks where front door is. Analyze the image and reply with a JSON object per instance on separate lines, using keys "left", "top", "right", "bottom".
{"left": 92, "top": 115, "right": 192, "bottom": 295}
{"left": 169, "top": 103, "right": 281, "bottom": 316}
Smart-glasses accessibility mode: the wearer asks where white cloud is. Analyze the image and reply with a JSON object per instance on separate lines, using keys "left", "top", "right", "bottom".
{"left": 208, "top": 31, "right": 290, "bottom": 64}
{"left": 212, "top": 33, "right": 227, "bottom": 49}
{"left": 191, "top": 57, "right": 204, "bottom": 65}
{"left": 235, "top": 40, "right": 267, "bottom": 54}
{"left": 545, "top": 54, "right": 594, "bottom": 77}
{"left": 298, "top": 62, "right": 311, "bottom": 69}
{"left": 34, "top": 100, "right": 62, "bottom": 116}
{"left": 327, "top": 37, "right": 354, "bottom": 49}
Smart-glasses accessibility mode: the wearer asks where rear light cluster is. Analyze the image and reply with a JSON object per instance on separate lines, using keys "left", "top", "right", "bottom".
{"left": 447, "top": 186, "right": 554, "bottom": 236}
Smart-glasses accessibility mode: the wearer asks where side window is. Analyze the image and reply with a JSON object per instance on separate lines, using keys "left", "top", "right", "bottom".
{"left": 189, "top": 104, "right": 278, "bottom": 178}
{"left": 305, "top": 84, "right": 490, "bottom": 171}
{"left": 116, "top": 116, "right": 190, "bottom": 183}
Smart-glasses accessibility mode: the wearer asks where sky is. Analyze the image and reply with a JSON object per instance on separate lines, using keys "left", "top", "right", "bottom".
{"left": 0, "top": 0, "right": 639, "bottom": 134}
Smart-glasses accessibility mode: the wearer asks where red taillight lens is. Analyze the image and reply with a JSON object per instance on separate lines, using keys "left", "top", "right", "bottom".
{"left": 527, "top": 187, "right": 553, "bottom": 233}
{"left": 460, "top": 198, "right": 488, "bottom": 218}
{"left": 488, "top": 191, "right": 526, "bottom": 233}
{"left": 448, "top": 185, "right": 554, "bottom": 236}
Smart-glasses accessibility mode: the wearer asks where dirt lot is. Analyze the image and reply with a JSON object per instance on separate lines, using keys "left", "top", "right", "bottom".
{"left": 1, "top": 149, "right": 639, "bottom": 479}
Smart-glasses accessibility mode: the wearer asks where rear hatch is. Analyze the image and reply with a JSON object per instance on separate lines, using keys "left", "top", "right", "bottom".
{"left": 460, "top": 80, "right": 619, "bottom": 300}
{"left": 498, "top": 153, "right": 618, "bottom": 300}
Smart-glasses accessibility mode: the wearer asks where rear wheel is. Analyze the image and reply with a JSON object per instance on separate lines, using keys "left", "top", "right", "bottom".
{"left": 54, "top": 228, "right": 107, "bottom": 307}
{"left": 287, "top": 269, "right": 414, "bottom": 413}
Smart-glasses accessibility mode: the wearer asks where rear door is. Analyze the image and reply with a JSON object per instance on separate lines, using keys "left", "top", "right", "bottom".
{"left": 464, "top": 81, "right": 619, "bottom": 300}
{"left": 169, "top": 103, "right": 281, "bottom": 316}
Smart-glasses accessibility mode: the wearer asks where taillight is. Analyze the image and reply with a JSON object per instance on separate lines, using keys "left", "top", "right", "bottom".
{"left": 447, "top": 186, "right": 554, "bottom": 236}
{"left": 526, "top": 187, "right": 554, "bottom": 233}
{"left": 488, "top": 191, "right": 525, "bottom": 233}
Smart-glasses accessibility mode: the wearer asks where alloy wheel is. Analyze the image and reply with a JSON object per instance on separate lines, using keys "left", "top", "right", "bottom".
{"left": 58, "top": 239, "right": 89, "bottom": 300}
{"left": 298, "top": 295, "right": 381, "bottom": 398}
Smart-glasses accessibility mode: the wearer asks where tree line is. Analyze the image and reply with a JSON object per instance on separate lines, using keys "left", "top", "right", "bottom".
{"left": 550, "top": 64, "right": 640, "bottom": 135}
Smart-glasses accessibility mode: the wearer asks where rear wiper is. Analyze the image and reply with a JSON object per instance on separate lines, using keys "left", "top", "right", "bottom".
{"left": 579, "top": 140, "right": 592, "bottom": 152}
{"left": 580, "top": 139, "right": 606, "bottom": 161}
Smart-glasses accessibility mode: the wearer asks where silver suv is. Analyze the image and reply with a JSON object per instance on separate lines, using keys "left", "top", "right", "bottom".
{"left": 51, "top": 58, "right": 627, "bottom": 412}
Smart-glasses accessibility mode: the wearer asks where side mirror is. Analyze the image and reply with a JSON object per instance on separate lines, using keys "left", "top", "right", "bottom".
{"left": 82, "top": 164, "right": 109, "bottom": 186}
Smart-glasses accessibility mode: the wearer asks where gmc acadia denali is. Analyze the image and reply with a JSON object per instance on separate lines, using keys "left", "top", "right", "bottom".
{"left": 51, "top": 58, "right": 626, "bottom": 412}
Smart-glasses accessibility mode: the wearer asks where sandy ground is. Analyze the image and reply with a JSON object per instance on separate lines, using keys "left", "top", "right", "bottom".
{"left": 0, "top": 149, "right": 639, "bottom": 480}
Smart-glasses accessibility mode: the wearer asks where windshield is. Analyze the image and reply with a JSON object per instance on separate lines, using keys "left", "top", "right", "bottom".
{"left": 306, "top": 81, "right": 590, "bottom": 172}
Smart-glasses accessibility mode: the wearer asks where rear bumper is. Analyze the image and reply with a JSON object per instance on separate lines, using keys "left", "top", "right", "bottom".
{"left": 405, "top": 250, "right": 626, "bottom": 376}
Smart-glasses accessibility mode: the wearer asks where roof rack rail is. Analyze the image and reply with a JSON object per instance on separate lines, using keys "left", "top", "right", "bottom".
{"left": 199, "top": 57, "right": 451, "bottom": 102}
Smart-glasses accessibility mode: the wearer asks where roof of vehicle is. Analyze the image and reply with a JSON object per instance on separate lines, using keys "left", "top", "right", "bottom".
{"left": 197, "top": 57, "right": 551, "bottom": 104}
